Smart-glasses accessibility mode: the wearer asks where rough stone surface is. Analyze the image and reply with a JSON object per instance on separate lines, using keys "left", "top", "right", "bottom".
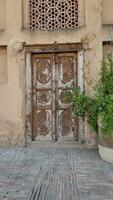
{"left": 0, "top": 148, "right": 113, "bottom": 200}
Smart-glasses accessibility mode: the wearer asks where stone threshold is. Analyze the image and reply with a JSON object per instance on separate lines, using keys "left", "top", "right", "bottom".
{"left": 30, "top": 140, "right": 88, "bottom": 149}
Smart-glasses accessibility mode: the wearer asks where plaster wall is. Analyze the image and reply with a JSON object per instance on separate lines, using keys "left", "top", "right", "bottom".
{"left": 0, "top": 0, "right": 6, "bottom": 31}
{"left": 102, "top": 0, "right": 113, "bottom": 25}
{"left": 0, "top": 0, "right": 113, "bottom": 147}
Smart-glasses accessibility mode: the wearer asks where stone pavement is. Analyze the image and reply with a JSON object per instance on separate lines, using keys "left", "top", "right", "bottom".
{"left": 0, "top": 148, "right": 113, "bottom": 200}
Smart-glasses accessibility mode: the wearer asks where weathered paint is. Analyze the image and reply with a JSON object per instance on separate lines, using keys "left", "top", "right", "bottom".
{"left": 31, "top": 51, "right": 78, "bottom": 142}
{"left": 25, "top": 53, "right": 32, "bottom": 145}
{"left": 77, "top": 50, "right": 85, "bottom": 143}
{"left": 32, "top": 54, "right": 54, "bottom": 141}
{"left": 56, "top": 53, "right": 78, "bottom": 141}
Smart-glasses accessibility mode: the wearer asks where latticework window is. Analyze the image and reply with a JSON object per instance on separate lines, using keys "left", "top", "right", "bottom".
{"left": 29, "top": 0, "right": 79, "bottom": 30}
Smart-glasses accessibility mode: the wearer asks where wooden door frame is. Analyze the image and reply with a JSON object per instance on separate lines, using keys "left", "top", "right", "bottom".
{"left": 25, "top": 43, "right": 84, "bottom": 146}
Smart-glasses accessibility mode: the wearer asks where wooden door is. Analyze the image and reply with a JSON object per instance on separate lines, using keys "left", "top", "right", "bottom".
{"left": 32, "top": 53, "right": 78, "bottom": 141}
{"left": 32, "top": 54, "right": 56, "bottom": 141}
{"left": 56, "top": 53, "right": 78, "bottom": 141}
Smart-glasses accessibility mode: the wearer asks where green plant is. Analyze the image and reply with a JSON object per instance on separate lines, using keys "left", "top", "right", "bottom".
{"left": 65, "top": 86, "right": 90, "bottom": 117}
{"left": 96, "top": 55, "right": 113, "bottom": 137}
{"left": 64, "top": 85, "right": 98, "bottom": 132}
{"left": 65, "top": 55, "right": 113, "bottom": 137}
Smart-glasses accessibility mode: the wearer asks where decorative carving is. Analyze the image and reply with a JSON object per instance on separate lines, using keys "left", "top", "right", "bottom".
{"left": 37, "top": 110, "right": 51, "bottom": 136}
{"left": 8, "top": 38, "right": 25, "bottom": 56}
{"left": 81, "top": 33, "right": 98, "bottom": 50}
{"left": 29, "top": 0, "right": 78, "bottom": 30}
{"left": 32, "top": 53, "right": 78, "bottom": 140}
{"left": 60, "top": 109, "right": 74, "bottom": 136}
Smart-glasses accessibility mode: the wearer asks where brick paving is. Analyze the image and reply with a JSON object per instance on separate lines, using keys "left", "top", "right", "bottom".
{"left": 0, "top": 148, "right": 113, "bottom": 200}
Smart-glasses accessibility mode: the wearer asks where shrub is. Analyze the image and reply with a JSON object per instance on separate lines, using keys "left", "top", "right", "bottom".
{"left": 65, "top": 55, "right": 113, "bottom": 137}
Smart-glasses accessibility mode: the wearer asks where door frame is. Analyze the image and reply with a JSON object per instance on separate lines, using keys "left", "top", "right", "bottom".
{"left": 25, "top": 43, "right": 84, "bottom": 146}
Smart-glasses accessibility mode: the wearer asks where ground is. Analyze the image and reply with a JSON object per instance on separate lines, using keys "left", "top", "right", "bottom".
{"left": 0, "top": 147, "right": 113, "bottom": 200}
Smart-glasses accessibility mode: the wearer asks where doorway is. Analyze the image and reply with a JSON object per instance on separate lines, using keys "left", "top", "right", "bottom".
{"left": 25, "top": 43, "right": 84, "bottom": 145}
{"left": 32, "top": 52, "right": 78, "bottom": 141}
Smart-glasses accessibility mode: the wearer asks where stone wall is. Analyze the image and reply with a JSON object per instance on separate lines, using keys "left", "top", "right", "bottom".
{"left": 0, "top": 0, "right": 113, "bottom": 147}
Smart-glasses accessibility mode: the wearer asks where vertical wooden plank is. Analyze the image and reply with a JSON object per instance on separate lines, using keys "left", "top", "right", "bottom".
{"left": 51, "top": 53, "right": 56, "bottom": 141}
{"left": 56, "top": 53, "right": 77, "bottom": 141}
{"left": 32, "top": 55, "right": 37, "bottom": 141}
{"left": 33, "top": 54, "right": 54, "bottom": 141}
{"left": 25, "top": 52, "right": 32, "bottom": 145}
{"left": 77, "top": 51, "right": 84, "bottom": 92}
{"left": 73, "top": 53, "right": 79, "bottom": 140}
{"left": 77, "top": 50, "right": 85, "bottom": 143}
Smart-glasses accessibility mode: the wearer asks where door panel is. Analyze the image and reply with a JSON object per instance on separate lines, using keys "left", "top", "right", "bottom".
{"left": 32, "top": 54, "right": 56, "bottom": 140}
{"left": 32, "top": 52, "right": 78, "bottom": 141}
{"left": 59, "top": 109, "right": 75, "bottom": 136}
{"left": 36, "top": 110, "right": 51, "bottom": 136}
{"left": 56, "top": 53, "right": 77, "bottom": 140}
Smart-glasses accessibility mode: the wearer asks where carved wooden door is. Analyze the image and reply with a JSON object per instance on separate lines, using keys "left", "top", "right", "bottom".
{"left": 56, "top": 53, "right": 78, "bottom": 141}
{"left": 32, "top": 53, "right": 78, "bottom": 141}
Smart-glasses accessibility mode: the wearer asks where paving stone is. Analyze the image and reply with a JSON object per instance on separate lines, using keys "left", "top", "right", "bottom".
{"left": 0, "top": 148, "right": 112, "bottom": 199}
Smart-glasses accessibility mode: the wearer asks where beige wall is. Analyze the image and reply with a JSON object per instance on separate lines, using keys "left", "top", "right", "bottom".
{"left": 0, "top": 0, "right": 113, "bottom": 147}
{"left": 102, "top": 0, "right": 113, "bottom": 25}
{"left": 0, "top": 0, "right": 6, "bottom": 31}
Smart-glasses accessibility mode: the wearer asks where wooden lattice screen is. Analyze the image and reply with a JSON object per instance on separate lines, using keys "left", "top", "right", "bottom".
{"left": 29, "top": 0, "right": 78, "bottom": 30}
